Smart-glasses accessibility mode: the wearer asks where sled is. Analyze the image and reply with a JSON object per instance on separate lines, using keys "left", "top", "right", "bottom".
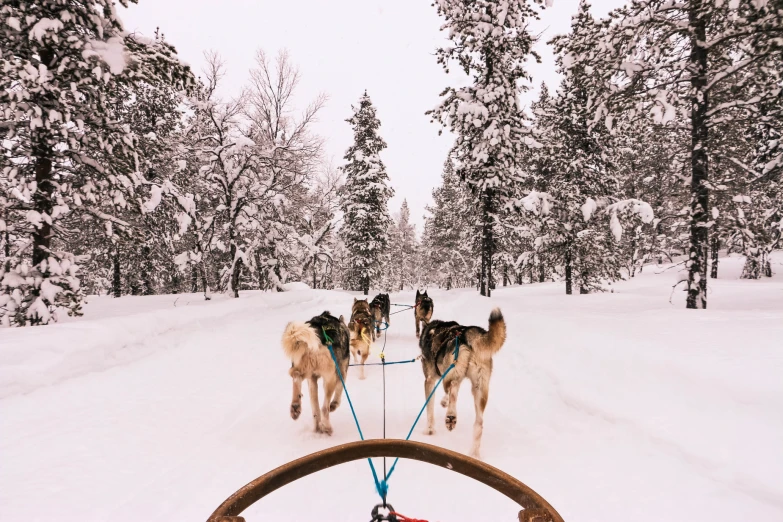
{"left": 206, "top": 439, "right": 564, "bottom": 522}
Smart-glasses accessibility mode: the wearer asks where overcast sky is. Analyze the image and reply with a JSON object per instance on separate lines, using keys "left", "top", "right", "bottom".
{"left": 119, "top": 0, "right": 626, "bottom": 230}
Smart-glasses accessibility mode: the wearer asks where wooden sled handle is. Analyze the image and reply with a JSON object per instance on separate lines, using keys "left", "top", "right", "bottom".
{"left": 207, "top": 439, "right": 564, "bottom": 522}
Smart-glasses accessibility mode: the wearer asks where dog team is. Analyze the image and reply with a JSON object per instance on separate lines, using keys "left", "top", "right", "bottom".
{"left": 280, "top": 289, "right": 506, "bottom": 459}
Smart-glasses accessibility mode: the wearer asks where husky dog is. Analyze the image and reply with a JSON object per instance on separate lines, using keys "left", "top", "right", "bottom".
{"left": 281, "top": 311, "right": 350, "bottom": 436}
{"left": 348, "top": 298, "right": 374, "bottom": 379}
{"left": 418, "top": 308, "right": 506, "bottom": 459}
{"left": 414, "top": 290, "right": 434, "bottom": 338}
{"left": 369, "top": 293, "right": 391, "bottom": 335}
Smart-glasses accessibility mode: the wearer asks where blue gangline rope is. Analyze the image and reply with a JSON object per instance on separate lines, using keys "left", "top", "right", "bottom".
{"left": 381, "top": 337, "right": 461, "bottom": 491}
{"left": 322, "top": 328, "right": 388, "bottom": 500}
{"left": 321, "top": 326, "right": 460, "bottom": 502}
{"left": 349, "top": 358, "right": 417, "bottom": 367}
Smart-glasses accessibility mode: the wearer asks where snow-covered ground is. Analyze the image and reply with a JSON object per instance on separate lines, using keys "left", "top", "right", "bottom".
{"left": 1, "top": 254, "right": 782, "bottom": 522}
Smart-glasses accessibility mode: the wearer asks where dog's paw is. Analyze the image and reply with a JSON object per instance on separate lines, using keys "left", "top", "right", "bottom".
{"left": 446, "top": 415, "right": 457, "bottom": 431}
{"left": 316, "top": 423, "right": 333, "bottom": 436}
{"left": 290, "top": 403, "right": 301, "bottom": 420}
{"left": 470, "top": 450, "right": 482, "bottom": 460}
{"left": 423, "top": 426, "right": 435, "bottom": 436}
{"left": 329, "top": 400, "right": 340, "bottom": 412}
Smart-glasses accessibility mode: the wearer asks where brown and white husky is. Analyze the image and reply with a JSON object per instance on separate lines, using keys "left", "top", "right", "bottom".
{"left": 417, "top": 308, "right": 506, "bottom": 459}
{"left": 281, "top": 311, "right": 350, "bottom": 435}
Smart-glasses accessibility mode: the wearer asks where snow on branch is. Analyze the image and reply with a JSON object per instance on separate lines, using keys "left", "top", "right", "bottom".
{"left": 511, "top": 191, "right": 553, "bottom": 216}
{"left": 604, "top": 199, "right": 655, "bottom": 241}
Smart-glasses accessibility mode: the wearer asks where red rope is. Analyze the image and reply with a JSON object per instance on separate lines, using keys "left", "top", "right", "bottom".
{"left": 390, "top": 512, "right": 429, "bottom": 522}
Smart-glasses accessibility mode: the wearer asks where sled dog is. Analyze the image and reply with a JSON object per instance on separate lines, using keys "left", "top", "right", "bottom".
{"left": 281, "top": 311, "right": 350, "bottom": 435}
{"left": 369, "top": 293, "right": 391, "bottom": 334}
{"left": 414, "top": 289, "right": 434, "bottom": 338}
{"left": 348, "top": 298, "right": 374, "bottom": 379}
{"left": 418, "top": 308, "right": 506, "bottom": 459}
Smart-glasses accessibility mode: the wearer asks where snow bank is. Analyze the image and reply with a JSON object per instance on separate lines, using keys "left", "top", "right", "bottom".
{"left": 0, "top": 290, "right": 329, "bottom": 399}
{"left": 281, "top": 281, "right": 311, "bottom": 291}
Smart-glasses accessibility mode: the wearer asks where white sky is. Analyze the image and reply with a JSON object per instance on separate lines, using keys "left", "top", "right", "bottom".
{"left": 119, "top": 0, "right": 626, "bottom": 230}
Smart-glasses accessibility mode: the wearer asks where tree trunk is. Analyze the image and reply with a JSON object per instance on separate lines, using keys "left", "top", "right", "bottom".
{"left": 201, "top": 265, "right": 212, "bottom": 300}
{"left": 112, "top": 246, "right": 121, "bottom": 298}
{"left": 141, "top": 243, "right": 154, "bottom": 295}
{"left": 191, "top": 265, "right": 199, "bottom": 293}
{"left": 710, "top": 235, "right": 719, "bottom": 279}
{"left": 686, "top": 5, "right": 709, "bottom": 309}
{"left": 170, "top": 269, "right": 180, "bottom": 294}
{"left": 741, "top": 249, "right": 762, "bottom": 279}
{"left": 763, "top": 253, "right": 772, "bottom": 277}
{"left": 3, "top": 210, "right": 11, "bottom": 271}
{"left": 538, "top": 263, "right": 545, "bottom": 283}
{"left": 480, "top": 191, "right": 494, "bottom": 297}
{"left": 228, "top": 218, "right": 242, "bottom": 298}
{"left": 503, "top": 265, "right": 509, "bottom": 287}
{"left": 32, "top": 146, "right": 53, "bottom": 269}
{"left": 565, "top": 248, "right": 573, "bottom": 295}
{"left": 362, "top": 274, "right": 369, "bottom": 295}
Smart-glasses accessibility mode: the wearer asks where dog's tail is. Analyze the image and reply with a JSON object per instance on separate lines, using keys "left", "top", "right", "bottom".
{"left": 468, "top": 308, "right": 506, "bottom": 356}
{"left": 282, "top": 322, "right": 321, "bottom": 364}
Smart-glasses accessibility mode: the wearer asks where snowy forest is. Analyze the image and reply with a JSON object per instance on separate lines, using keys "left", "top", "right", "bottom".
{"left": 1, "top": 0, "right": 781, "bottom": 326}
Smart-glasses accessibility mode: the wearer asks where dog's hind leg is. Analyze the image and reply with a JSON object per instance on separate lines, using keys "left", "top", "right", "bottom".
{"left": 307, "top": 376, "right": 322, "bottom": 433}
{"left": 359, "top": 351, "right": 368, "bottom": 380}
{"left": 330, "top": 363, "right": 347, "bottom": 412}
{"left": 423, "top": 373, "right": 437, "bottom": 435}
{"left": 319, "top": 375, "right": 336, "bottom": 435}
{"left": 290, "top": 372, "right": 303, "bottom": 420}
{"left": 440, "top": 379, "right": 451, "bottom": 408}
{"left": 469, "top": 378, "right": 490, "bottom": 459}
{"left": 445, "top": 377, "right": 462, "bottom": 432}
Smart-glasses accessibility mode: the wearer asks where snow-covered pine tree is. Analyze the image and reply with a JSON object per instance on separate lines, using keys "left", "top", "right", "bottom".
{"left": 538, "top": 1, "right": 624, "bottom": 294}
{"left": 420, "top": 159, "right": 478, "bottom": 289}
{"left": 339, "top": 91, "right": 394, "bottom": 295}
{"left": 73, "top": 44, "right": 192, "bottom": 298}
{"left": 522, "top": 84, "right": 559, "bottom": 283}
{"left": 0, "top": 2, "right": 194, "bottom": 326}
{"left": 428, "top": 0, "right": 543, "bottom": 297}
{"left": 566, "top": 0, "right": 783, "bottom": 308}
{"left": 388, "top": 199, "right": 418, "bottom": 290}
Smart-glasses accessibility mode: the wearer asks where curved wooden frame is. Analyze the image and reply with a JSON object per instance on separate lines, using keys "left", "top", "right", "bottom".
{"left": 207, "top": 439, "right": 564, "bottom": 522}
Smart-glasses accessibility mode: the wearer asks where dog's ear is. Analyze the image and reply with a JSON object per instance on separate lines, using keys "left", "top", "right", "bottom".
{"left": 354, "top": 297, "right": 357, "bottom": 302}
{"left": 339, "top": 315, "right": 345, "bottom": 324}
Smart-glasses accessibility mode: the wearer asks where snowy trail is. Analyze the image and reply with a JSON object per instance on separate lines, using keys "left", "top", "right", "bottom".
{"left": 2, "top": 255, "right": 783, "bottom": 521}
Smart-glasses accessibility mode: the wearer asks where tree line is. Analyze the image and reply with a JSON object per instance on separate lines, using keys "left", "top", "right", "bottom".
{"left": 2, "top": 0, "right": 781, "bottom": 326}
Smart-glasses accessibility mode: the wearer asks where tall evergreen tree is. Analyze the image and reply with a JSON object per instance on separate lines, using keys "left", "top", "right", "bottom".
{"left": 339, "top": 92, "right": 394, "bottom": 294}
{"left": 388, "top": 199, "right": 418, "bottom": 290}
{"left": 545, "top": 1, "right": 623, "bottom": 294}
{"left": 421, "top": 159, "right": 478, "bottom": 289}
{"left": 428, "top": 0, "right": 543, "bottom": 297}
